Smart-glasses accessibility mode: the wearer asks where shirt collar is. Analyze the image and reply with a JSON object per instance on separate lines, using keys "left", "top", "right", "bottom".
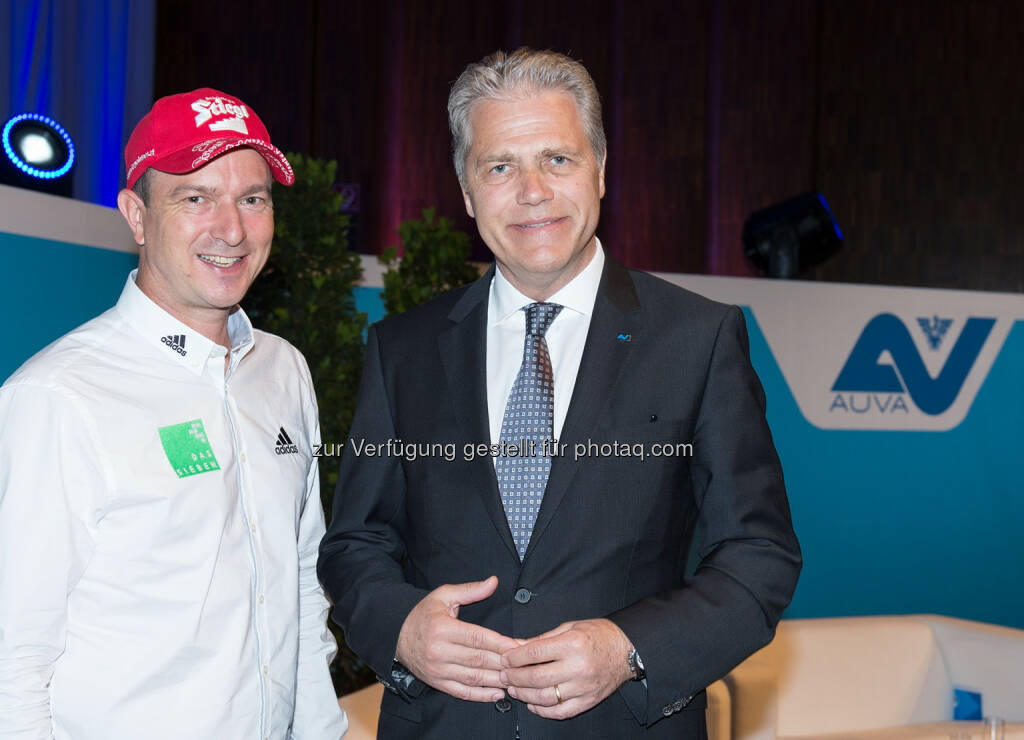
{"left": 115, "top": 269, "right": 256, "bottom": 375}
{"left": 490, "top": 238, "right": 605, "bottom": 325}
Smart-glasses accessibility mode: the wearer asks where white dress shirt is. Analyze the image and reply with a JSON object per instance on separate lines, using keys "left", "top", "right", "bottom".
{"left": 0, "top": 272, "right": 347, "bottom": 739}
{"left": 486, "top": 240, "right": 605, "bottom": 444}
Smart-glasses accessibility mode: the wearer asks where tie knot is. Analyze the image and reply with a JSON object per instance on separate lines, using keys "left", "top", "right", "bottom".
{"left": 524, "top": 302, "right": 563, "bottom": 337}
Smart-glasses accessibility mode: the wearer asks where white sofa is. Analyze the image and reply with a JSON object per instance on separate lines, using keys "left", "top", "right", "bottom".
{"left": 723, "top": 615, "right": 1024, "bottom": 740}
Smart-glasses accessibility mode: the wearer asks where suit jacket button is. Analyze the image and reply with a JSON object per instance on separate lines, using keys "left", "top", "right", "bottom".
{"left": 514, "top": 587, "right": 532, "bottom": 603}
{"left": 495, "top": 698, "right": 512, "bottom": 713}
{"left": 662, "top": 705, "right": 673, "bottom": 717}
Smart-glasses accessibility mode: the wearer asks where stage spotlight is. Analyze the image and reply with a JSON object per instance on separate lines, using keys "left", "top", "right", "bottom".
{"left": 742, "top": 193, "right": 842, "bottom": 278}
{"left": 1, "top": 113, "right": 76, "bottom": 197}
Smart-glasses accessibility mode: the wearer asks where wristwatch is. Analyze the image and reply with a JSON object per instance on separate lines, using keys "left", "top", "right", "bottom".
{"left": 627, "top": 646, "right": 646, "bottom": 682}
{"left": 381, "top": 659, "right": 426, "bottom": 701}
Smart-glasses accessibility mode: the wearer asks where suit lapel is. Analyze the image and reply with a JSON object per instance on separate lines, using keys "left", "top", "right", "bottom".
{"left": 525, "top": 257, "right": 642, "bottom": 561}
{"left": 437, "top": 266, "right": 519, "bottom": 560}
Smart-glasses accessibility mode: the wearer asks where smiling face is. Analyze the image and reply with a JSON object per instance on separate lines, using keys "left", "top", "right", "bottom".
{"left": 117, "top": 148, "right": 274, "bottom": 344}
{"left": 461, "top": 90, "right": 606, "bottom": 300}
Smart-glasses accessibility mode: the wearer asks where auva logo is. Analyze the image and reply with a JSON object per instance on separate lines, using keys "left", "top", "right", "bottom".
{"left": 831, "top": 313, "right": 995, "bottom": 415}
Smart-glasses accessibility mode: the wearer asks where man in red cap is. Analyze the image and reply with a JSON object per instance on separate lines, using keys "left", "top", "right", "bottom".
{"left": 0, "top": 89, "right": 348, "bottom": 738}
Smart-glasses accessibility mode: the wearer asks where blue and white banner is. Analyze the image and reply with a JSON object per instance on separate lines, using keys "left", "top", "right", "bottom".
{"left": 655, "top": 278, "right": 1018, "bottom": 431}
{"left": 655, "top": 278, "right": 1015, "bottom": 431}
{"left": 654, "top": 272, "right": 1024, "bottom": 629}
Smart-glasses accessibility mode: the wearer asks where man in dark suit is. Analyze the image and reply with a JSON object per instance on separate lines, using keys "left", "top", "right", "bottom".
{"left": 318, "top": 48, "right": 801, "bottom": 738}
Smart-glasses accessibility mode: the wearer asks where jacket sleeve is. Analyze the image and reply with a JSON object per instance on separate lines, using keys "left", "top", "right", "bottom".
{"left": 317, "top": 325, "right": 429, "bottom": 684}
{"left": 608, "top": 305, "right": 802, "bottom": 725}
{"left": 0, "top": 382, "right": 109, "bottom": 739}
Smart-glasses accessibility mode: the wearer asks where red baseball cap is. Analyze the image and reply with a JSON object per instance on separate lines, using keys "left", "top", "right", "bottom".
{"left": 124, "top": 87, "right": 294, "bottom": 189}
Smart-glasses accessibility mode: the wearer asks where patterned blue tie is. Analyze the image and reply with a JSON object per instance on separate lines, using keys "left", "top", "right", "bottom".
{"left": 496, "top": 302, "right": 563, "bottom": 560}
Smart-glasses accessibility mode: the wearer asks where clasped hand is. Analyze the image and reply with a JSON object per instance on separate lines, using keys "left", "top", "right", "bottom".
{"left": 395, "top": 576, "right": 634, "bottom": 719}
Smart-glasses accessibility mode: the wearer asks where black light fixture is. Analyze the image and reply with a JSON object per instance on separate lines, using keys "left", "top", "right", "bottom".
{"left": 742, "top": 193, "right": 842, "bottom": 278}
{"left": 1, "top": 113, "right": 76, "bottom": 197}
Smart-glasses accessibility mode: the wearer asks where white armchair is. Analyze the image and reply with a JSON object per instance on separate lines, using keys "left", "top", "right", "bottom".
{"left": 723, "top": 615, "right": 1024, "bottom": 740}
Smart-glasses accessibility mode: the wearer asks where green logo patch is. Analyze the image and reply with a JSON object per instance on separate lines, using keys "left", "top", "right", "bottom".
{"left": 158, "top": 419, "right": 221, "bottom": 478}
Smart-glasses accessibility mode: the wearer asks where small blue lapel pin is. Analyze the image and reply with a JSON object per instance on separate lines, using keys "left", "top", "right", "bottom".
{"left": 617, "top": 332, "right": 631, "bottom": 342}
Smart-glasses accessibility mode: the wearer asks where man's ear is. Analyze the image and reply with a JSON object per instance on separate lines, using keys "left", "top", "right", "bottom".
{"left": 116, "top": 188, "right": 147, "bottom": 247}
{"left": 598, "top": 152, "right": 607, "bottom": 199}
{"left": 461, "top": 183, "right": 476, "bottom": 219}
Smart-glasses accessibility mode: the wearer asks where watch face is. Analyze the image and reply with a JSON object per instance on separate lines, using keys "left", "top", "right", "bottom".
{"left": 628, "top": 648, "right": 646, "bottom": 681}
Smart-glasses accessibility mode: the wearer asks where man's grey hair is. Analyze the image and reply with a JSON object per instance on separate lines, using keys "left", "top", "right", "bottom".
{"left": 447, "top": 47, "right": 607, "bottom": 186}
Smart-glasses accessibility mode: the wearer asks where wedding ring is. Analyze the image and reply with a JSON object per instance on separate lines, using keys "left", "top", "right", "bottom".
{"left": 553, "top": 683, "right": 563, "bottom": 704}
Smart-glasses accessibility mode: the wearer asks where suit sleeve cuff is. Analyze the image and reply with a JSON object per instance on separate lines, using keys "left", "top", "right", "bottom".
{"left": 617, "top": 678, "right": 648, "bottom": 725}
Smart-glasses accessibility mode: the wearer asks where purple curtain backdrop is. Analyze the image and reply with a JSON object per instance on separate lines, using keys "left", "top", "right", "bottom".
{"left": 149, "top": 0, "right": 1023, "bottom": 291}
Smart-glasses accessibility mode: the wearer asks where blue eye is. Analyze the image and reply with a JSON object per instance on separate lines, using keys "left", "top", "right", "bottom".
{"left": 551, "top": 155, "right": 568, "bottom": 165}
{"left": 491, "top": 164, "right": 508, "bottom": 174}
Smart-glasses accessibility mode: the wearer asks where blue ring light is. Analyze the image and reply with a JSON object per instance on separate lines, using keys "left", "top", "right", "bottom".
{"left": 2, "top": 113, "right": 75, "bottom": 180}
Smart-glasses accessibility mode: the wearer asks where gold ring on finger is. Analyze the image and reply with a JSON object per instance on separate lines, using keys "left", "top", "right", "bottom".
{"left": 553, "top": 683, "right": 563, "bottom": 704}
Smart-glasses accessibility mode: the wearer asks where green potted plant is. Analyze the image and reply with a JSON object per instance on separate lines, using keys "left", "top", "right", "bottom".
{"left": 380, "top": 207, "right": 481, "bottom": 314}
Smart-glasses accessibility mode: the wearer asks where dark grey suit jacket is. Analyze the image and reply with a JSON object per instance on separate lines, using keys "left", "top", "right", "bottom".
{"left": 318, "top": 257, "right": 801, "bottom": 739}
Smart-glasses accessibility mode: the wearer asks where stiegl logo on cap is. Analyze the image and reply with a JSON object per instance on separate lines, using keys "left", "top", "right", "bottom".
{"left": 191, "top": 96, "right": 250, "bottom": 135}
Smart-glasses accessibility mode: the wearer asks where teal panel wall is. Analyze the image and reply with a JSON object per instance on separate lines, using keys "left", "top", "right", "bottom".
{"left": 1, "top": 232, "right": 137, "bottom": 378}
